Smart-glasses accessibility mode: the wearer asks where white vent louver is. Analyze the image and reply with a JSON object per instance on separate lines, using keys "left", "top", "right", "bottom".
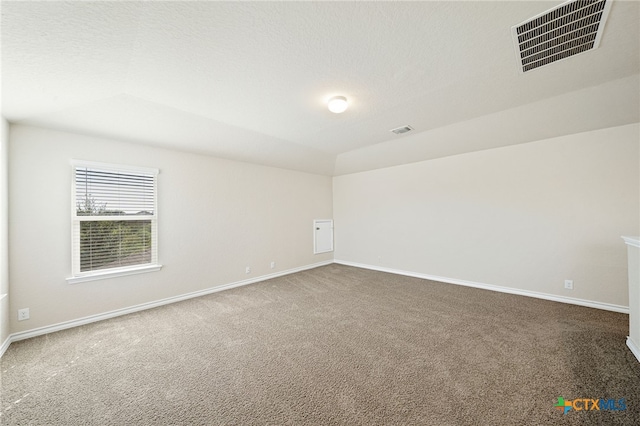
{"left": 512, "top": 0, "right": 613, "bottom": 73}
{"left": 390, "top": 125, "right": 414, "bottom": 135}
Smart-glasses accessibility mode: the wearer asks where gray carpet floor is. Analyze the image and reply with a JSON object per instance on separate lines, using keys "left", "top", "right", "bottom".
{"left": 1, "top": 264, "right": 639, "bottom": 425}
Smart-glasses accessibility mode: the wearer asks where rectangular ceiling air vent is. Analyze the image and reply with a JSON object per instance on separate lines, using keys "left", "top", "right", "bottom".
{"left": 511, "top": 0, "right": 613, "bottom": 73}
{"left": 390, "top": 125, "right": 414, "bottom": 135}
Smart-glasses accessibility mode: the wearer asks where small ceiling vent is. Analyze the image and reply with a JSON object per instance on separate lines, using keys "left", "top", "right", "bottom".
{"left": 390, "top": 125, "right": 414, "bottom": 135}
{"left": 511, "top": 0, "right": 613, "bottom": 73}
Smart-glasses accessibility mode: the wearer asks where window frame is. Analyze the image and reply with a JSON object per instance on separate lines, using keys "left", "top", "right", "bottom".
{"left": 67, "top": 160, "right": 162, "bottom": 284}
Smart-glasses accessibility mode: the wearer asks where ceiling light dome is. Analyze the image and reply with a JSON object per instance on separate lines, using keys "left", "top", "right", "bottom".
{"left": 327, "top": 96, "right": 348, "bottom": 113}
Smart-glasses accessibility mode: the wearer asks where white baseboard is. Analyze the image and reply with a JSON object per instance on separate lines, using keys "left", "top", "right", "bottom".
{"left": 334, "top": 260, "right": 629, "bottom": 314}
{"left": 2, "top": 260, "right": 333, "bottom": 355}
{"left": 627, "top": 338, "right": 640, "bottom": 363}
{"left": 0, "top": 336, "right": 10, "bottom": 358}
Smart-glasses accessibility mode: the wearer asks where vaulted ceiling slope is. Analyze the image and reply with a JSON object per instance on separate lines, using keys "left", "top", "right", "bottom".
{"left": 1, "top": 1, "right": 638, "bottom": 176}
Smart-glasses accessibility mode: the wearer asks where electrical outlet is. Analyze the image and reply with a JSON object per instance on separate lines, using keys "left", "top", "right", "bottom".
{"left": 245, "top": 267, "right": 251, "bottom": 274}
{"left": 18, "top": 308, "right": 30, "bottom": 321}
{"left": 270, "top": 261, "right": 275, "bottom": 269}
{"left": 564, "top": 280, "right": 574, "bottom": 290}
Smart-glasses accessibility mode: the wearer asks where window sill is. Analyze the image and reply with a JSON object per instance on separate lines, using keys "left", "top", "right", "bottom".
{"left": 67, "top": 264, "right": 163, "bottom": 284}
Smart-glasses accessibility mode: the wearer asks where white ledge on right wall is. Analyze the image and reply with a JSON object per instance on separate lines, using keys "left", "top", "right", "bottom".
{"left": 622, "top": 236, "right": 640, "bottom": 248}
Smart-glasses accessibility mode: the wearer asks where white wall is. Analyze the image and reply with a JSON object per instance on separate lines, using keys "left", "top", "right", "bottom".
{"left": 334, "top": 124, "right": 640, "bottom": 308}
{"left": 9, "top": 124, "right": 333, "bottom": 333}
{"left": 1, "top": 118, "right": 9, "bottom": 347}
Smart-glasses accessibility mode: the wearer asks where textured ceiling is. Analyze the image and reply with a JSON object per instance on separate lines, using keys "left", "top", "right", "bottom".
{"left": 1, "top": 1, "right": 639, "bottom": 175}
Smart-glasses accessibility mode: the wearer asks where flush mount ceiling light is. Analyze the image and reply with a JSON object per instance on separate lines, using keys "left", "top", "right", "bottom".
{"left": 327, "top": 96, "right": 348, "bottom": 113}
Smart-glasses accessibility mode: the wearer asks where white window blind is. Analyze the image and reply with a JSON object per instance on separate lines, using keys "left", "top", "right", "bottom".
{"left": 75, "top": 168, "right": 155, "bottom": 217}
{"left": 71, "top": 161, "right": 159, "bottom": 280}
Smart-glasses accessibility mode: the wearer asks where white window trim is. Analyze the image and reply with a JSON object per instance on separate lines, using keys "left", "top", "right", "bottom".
{"left": 70, "top": 159, "right": 159, "bottom": 176}
{"left": 67, "top": 160, "right": 162, "bottom": 284}
{"left": 67, "top": 264, "right": 162, "bottom": 284}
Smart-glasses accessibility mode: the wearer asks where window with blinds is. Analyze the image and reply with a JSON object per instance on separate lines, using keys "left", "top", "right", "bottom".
{"left": 70, "top": 161, "right": 159, "bottom": 280}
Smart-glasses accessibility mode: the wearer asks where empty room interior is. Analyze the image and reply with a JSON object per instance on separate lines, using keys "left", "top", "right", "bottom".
{"left": 1, "top": 0, "right": 639, "bottom": 424}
